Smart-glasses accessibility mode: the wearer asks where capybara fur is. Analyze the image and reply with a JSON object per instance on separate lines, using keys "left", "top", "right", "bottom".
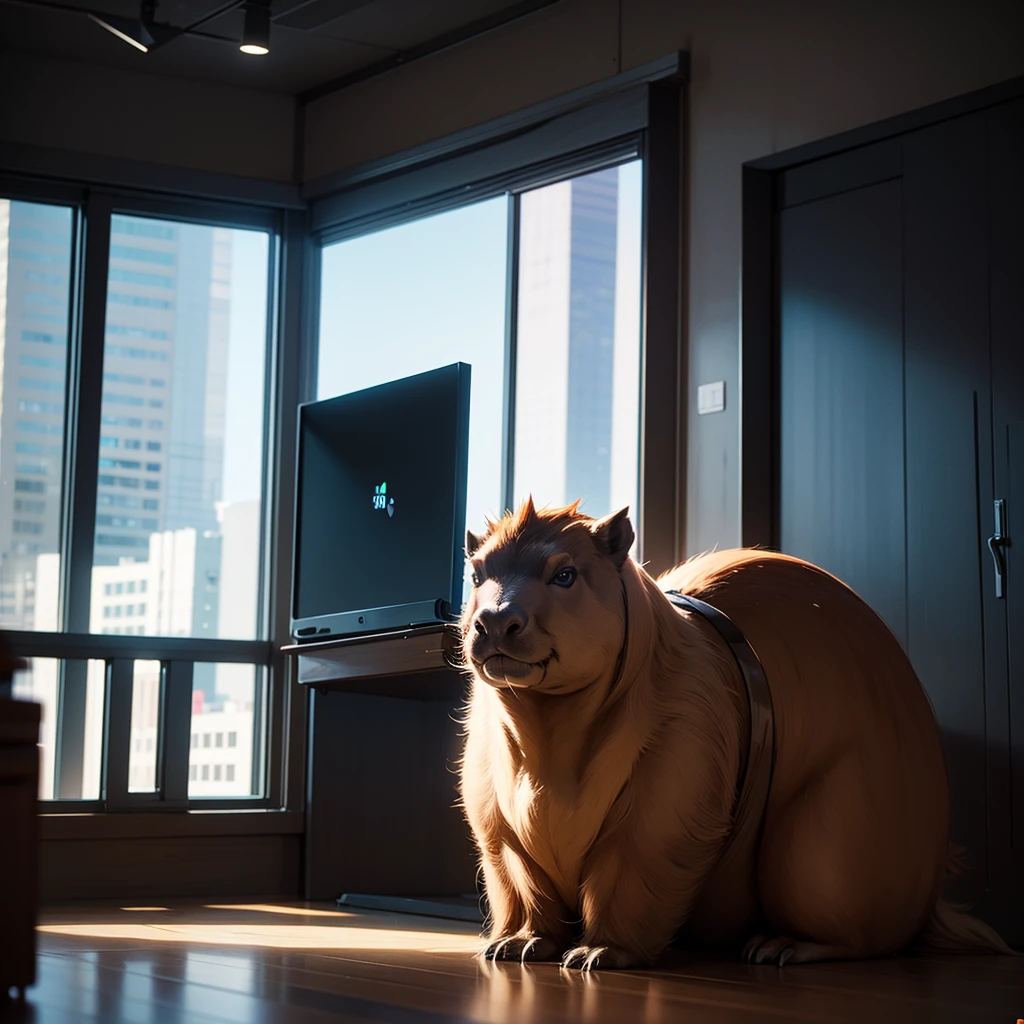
{"left": 458, "top": 500, "right": 1014, "bottom": 969}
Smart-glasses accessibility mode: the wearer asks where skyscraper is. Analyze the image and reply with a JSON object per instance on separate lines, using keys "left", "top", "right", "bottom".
{"left": 96, "top": 217, "right": 232, "bottom": 564}
{"left": 0, "top": 205, "right": 233, "bottom": 628}
{"left": 513, "top": 164, "right": 640, "bottom": 520}
{"left": 0, "top": 199, "right": 72, "bottom": 630}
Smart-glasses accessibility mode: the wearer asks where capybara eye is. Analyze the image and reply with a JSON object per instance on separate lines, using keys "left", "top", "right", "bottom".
{"left": 551, "top": 567, "right": 578, "bottom": 588}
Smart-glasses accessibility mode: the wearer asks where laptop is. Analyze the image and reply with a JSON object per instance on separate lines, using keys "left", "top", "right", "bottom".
{"left": 290, "top": 363, "right": 471, "bottom": 643}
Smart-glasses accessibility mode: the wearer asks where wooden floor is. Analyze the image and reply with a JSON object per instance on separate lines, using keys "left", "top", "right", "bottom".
{"left": 6, "top": 902, "right": 1022, "bottom": 1023}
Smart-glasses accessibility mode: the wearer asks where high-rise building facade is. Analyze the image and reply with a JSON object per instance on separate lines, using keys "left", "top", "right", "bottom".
{"left": 0, "top": 199, "right": 72, "bottom": 629}
{"left": 514, "top": 164, "right": 641, "bottom": 520}
{"left": 0, "top": 204, "right": 232, "bottom": 629}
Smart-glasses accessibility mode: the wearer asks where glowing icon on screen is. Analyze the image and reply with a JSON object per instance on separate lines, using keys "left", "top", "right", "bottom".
{"left": 373, "top": 482, "right": 395, "bottom": 517}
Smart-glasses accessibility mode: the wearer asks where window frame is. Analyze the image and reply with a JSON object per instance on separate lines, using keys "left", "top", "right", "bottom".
{"left": 1, "top": 174, "right": 308, "bottom": 821}
{"left": 306, "top": 69, "right": 685, "bottom": 572}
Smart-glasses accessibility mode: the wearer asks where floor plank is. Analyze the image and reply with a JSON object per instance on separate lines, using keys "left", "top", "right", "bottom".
{"left": 1, "top": 901, "right": 1018, "bottom": 1023}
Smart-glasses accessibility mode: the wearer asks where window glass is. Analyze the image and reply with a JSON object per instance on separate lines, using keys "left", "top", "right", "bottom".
{"left": 317, "top": 199, "right": 509, "bottom": 588}
{"left": 12, "top": 657, "right": 105, "bottom": 799}
{"left": 188, "top": 662, "right": 260, "bottom": 798}
{"left": 127, "top": 660, "right": 161, "bottom": 793}
{"left": 0, "top": 200, "right": 73, "bottom": 630}
{"left": 89, "top": 215, "right": 269, "bottom": 640}
{"left": 513, "top": 161, "right": 643, "bottom": 527}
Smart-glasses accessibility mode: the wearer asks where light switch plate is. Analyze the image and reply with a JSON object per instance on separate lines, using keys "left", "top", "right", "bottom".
{"left": 697, "top": 380, "right": 726, "bottom": 415}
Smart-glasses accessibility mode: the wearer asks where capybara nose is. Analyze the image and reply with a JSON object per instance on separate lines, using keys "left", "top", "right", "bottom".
{"left": 475, "top": 604, "right": 529, "bottom": 643}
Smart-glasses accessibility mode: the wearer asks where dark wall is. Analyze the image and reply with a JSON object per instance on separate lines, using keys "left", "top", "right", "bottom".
{"left": 0, "top": 49, "right": 296, "bottom": 183}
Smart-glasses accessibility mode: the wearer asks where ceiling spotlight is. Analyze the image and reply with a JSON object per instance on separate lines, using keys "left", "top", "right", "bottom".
{"left": 240, "top": 0, "right": 270, "bottom": 55}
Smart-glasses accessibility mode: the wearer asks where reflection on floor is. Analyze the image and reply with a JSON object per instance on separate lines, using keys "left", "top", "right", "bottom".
{"left": 5, "top": 901, "right": 1022, "bottom": 1023}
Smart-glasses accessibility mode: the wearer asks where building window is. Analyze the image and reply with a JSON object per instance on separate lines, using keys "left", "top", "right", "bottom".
{"left": 214, "top": 765, "right": 222, "bottom": 781}
{"left": 90, "top": 215, "right": 270, "bottom": 643}
{"left": 190, "top": 764, "right": 197, "bottom": 781}
{"left": 201, "top": 764, "right": 209, "bottom": 780}
{"left": 226, "top": 765, "right": 235, "bottom": 782}
{"left": 215, "top": 732, "right": 223, "bottom": 748}
{"left": 227, "top": 731, "right": 237, "bottom": 748}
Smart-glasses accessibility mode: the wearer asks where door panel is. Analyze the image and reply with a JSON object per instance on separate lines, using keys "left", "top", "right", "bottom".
{"left": 778, "top": 181, "right": 907, "bottom": 645}
{"left": 902, "top": 113, "right": 998, "bottom": 921}
{"left": 988, "top": 97, "right": 1024, "bottom": 942}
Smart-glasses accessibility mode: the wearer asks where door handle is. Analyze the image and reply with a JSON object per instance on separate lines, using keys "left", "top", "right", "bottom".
{"left": 988, "top": 498, "right": 1008, "bottom": 599}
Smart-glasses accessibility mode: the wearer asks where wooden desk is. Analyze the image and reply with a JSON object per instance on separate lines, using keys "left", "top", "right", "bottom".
{"left": 284, "top": 627, "right": 478, "bottom": 904}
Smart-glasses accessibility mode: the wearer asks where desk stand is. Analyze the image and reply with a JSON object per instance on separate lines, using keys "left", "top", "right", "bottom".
{"left": 285, "top": 627, "right": 481, "bottom": 918}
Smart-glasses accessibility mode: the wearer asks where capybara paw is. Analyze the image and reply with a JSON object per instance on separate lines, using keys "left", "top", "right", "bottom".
{"left": 560, "top": 944, "right": 645, "bottom": 971}
{"left": 743, "top": 934, "right": 798, "bottom": 966}
{"left": 481, "top": 934, "right": 563, "bottom": 962}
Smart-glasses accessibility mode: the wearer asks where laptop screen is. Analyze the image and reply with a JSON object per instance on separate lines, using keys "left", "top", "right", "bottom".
{"left": 292, "top": 363, "right": 470, "bottom": 626}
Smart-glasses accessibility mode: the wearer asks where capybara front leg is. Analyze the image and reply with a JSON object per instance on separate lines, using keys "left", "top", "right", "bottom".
{"left": 479, "top": 844, "right": 573, "bottom": 963}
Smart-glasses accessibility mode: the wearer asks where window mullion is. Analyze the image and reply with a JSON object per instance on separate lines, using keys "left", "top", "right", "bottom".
{"left": 54, "top": 193, "right": 111, "bottom": 798}
{"left": 265, "top": 209, "right": 316, "bottom": 811}
{"left": 102, "top": 657, "right": 133, "bottom": 810}
{"left": 500, "top": 192, "right": 520, "bottom": 515}
{"left": 62, "top": 191, "right": 112, "bottom": 633}
{"left": 162, "top": 660, "right": 193, "bottom": 807}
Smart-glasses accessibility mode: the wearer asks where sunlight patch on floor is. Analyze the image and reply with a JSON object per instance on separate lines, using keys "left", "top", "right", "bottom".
{"left": 202, "top": 903, "right": 357, "bottom": 919}
{"left": 38, "top": 920, "right": 483, "bottom": 953}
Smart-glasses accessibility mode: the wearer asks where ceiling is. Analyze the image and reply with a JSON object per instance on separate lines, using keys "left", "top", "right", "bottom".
{"left": 0, "top": 0, "right": 549, "bottom": 96}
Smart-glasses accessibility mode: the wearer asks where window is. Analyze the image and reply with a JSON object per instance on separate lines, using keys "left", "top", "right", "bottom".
{"left": 90, "top": 215, "right": 270, "bottom": 642}
{"left": 127, "top": 661, "right": 161, "bottom": 793}
{"left": 188, "top": 663, "right": 260, "bottom": 799}
{"left": 11, "top": 658, "right": 105, "bottom": 799}
{"left": 318, "top": 199, "right": 508, "bottom": 553}
{"left": 316, "top": 160, "right": 645, "bottom": 587}
{"left": 2, "top": 188, "right": 282, "bottom": 817}
{"left": 0, "top": 200, "right": 72, "bottom": 631}
{"left": 512, "top": 162, "right": 643, "bottom": 523}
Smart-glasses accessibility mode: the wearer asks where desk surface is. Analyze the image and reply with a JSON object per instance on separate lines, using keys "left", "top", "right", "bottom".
{"left": 283, "top": 625, "right": 466, "bottom": 701}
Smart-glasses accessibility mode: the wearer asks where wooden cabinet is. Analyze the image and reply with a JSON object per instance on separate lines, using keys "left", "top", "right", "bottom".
{"left": 0, "top": 698, "right": 40, "bottom": 997}
{"left": 287, "top": 628, "right": 477, "bottom": 902}
{"left": 769, "top": 95, "right": 1023, "bottom": 943}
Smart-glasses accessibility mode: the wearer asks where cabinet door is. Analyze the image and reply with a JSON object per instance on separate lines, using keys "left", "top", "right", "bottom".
{"left": 902, "top": 113, "right": 1006, "bottom": 928}
{"left": 988, "top": 97, "right": 1024, "bottom": 942}
{"left": 778, "top": 177, "right": 907, "bottom": 645}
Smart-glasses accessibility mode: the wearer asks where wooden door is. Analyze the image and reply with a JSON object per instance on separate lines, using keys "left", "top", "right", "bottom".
{"left": 774, "top": 108, "right": 1021, "bottom": 940}
{"left": 777, "top": 167, "right": 906, "bottom": 645}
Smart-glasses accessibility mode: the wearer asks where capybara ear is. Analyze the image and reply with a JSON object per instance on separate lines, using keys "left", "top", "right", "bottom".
{"left": 591, "top": 507, "right": 634, "bottom": 567}
{"left": 466, "top": 529, "right": 484, "bottom": 557}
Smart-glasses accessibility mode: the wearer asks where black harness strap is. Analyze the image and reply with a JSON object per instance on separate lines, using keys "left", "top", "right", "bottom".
{"left": 663, "top": 590, "right": 776, "bottom": 865}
